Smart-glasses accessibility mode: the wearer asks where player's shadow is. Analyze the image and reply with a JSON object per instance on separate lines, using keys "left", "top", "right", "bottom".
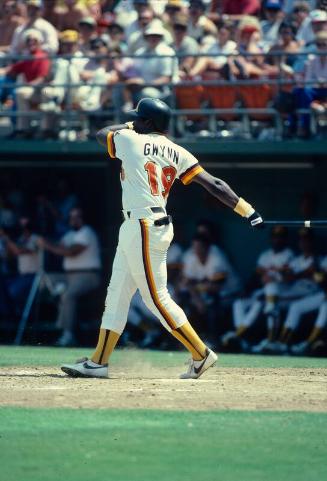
{"left": 0, "top": 373, "right": 64, "bottom": 379}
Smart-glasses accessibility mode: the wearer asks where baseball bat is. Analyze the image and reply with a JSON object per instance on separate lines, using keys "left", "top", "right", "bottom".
{"left": 264, "top": 220, "right": 327, "bottom": 228}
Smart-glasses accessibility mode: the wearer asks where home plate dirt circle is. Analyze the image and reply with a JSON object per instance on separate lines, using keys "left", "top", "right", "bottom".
{"left": 0, "top": 365, "right": 326, "bottom": 412}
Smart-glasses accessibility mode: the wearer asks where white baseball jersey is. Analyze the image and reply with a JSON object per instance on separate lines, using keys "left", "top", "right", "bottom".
{"left": 257, "top": 248, "right": 294, "bottom": 271}
{"left": 182, "top": 245, "right": 240, "bottom": 296}
{"left": 288, "top": 254, "right": 318, "bottom": 295}
{"left": 107, "top": 129, "right": 204, "bottom": 210}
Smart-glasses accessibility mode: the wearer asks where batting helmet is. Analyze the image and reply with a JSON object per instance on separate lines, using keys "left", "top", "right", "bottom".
{"left": 128, "top": 98, "right": 171, "bottom": 132}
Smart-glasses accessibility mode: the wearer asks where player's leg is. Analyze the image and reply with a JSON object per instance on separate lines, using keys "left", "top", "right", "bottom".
{"left": 126, "top": 220, "right": 216, "bottom": 378}
{"left": 282, "top": 292, "right": 324, "bottom": 343}
{"left": 91, "top": 247, "right": 137, "bottom": 365}
{"left": 61, "top": 247, "right": 137, "bottom": 377}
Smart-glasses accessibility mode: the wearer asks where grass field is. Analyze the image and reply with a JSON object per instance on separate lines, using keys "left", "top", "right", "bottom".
{"left": 0, "top": 346, "right": 326, "bottom": 481}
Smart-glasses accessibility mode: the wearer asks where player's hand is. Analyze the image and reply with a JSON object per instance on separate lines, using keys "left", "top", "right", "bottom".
{"left": 247, "top": 211, "right": 264, "bottom": 228}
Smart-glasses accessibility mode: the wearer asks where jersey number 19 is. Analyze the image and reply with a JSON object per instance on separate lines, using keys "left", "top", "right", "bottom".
{"left": 144, "top": 161, "right": 177, "bottom": 199}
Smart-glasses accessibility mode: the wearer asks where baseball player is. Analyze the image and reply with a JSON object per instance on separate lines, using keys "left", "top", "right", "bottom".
{"left": 61, "top": 98, "right": 263, "bottom": 380}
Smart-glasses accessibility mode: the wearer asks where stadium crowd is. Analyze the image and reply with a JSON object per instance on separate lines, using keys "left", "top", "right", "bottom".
{"left": 0, "top": 176, "right": 326, "bottom": 356}
{"left": 0, "top": 0, "right": 326, "bottom": 139}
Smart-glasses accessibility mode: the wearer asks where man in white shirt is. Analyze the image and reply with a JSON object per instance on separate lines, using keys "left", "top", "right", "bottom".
{"left": 10, "top": 0, "right": 58, "bottom": 55}
{"left": 38, "top": 207, "right": 101, "bottom": 346}
{"left": 127, "top": 21, "right": 177, "bottom": 103}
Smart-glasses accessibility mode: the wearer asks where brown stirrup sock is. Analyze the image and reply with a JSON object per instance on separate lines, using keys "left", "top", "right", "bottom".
{"left": 171, "top": 321, "right": 207, "bottom": 361}
{"left": 91, "top": 328, "right": 120, "bottom": 365}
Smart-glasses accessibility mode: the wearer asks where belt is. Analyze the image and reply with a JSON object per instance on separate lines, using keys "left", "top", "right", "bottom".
{"left": 154, "top": 215, "right": 172, "bottom": 226}
{"left": 123, "top": 206, "right": 166, "bottom": 220}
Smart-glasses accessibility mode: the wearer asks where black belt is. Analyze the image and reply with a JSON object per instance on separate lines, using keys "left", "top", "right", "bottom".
{"left": 125, "top": 206, "right": 165, "bottom": 219}
{"left": 154, "top": 215, "right": 172, "bottom": 226}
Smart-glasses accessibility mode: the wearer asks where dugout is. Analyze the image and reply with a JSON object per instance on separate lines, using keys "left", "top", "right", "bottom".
{"left": 0, "top": 138, "right": 326, "bottom": 344}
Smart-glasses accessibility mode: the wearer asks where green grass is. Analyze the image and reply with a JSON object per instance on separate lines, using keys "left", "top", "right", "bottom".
{"left": 0, "top": 345, "right": 326, "bottom": 368}
{"left": 0, "top": 408, "right": 326, "bottom": 481}
{"left": 1, "top": 347, "right": 326, "bottom": 481}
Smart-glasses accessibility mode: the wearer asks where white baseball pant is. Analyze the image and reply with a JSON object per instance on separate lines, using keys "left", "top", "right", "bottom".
{"left": 101, "top": 212, "right": 188, "bottom": 334}
{"left": 284, "top": 291, "right": 325, "bottom": 330}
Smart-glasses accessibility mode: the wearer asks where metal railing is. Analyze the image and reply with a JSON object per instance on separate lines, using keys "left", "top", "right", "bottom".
{"left": 0, "top": 50, "right": 326, "bottom": 141}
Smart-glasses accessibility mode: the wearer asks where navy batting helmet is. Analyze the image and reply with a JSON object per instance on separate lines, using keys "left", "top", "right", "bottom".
{"left": 128, "top": 98, "right": 171, "bottom": 132}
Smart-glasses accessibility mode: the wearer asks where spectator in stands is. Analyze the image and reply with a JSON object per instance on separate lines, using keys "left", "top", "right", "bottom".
{"left": 55, "top": 0, "right": 89, "bottom": 31}
{"left": 123, "top": 0, "right": 153, "bottom": 38}
{"left": 10, "top": 0, "right": 58, "bottom": 55}
{"left": 188, "top": 19, "right": 237, "bottom": 77}
{"left": 0, "top": 29, "right": 50, "bottom": 139}
{"left": 0, "top": 0, "right": 25, "bottom": 56}
{"left": 187, "top": 0, "right": 218, "bottom": 47}
{"left": 38, "top": 207, "right": 101, "bottom": 347}
{"left": 260, "top": 0, "right": 284, "bottom": 52}
{"left": 42, "top": 0, "right": 61, "bottom": 30}
{"left": 0, "top": 217, "right": 40, "bottom": 316}
{"left": 126, "top": 7, "right": 155, "bottom": 54}
{"left": 210, "top": 0, "right": 261, "bottom": 20}
{"left": 295, "top": 8, "right": 327, "bottom": 48}
{"left": 78, "top": 16, "right": 98, "bottom": 54}
{"left": 126, "top": 21, "right": 177, "bottom": 104}
{"left": 269, "top": 21, "right": 300, "bottom": 67}
{"left": 291, "top": 1, "right": 311, "bottom": 46}
{"left": 162, "top": 0, "right": 185, "bottom": 26}
{"left": 171, "top": 14, "right": 199, "bottom": 73}
{"left": 294, "top": 31, "right": 327, "bottom": 137}
{"left": 76, "top": 36, "right": 118, "bottom": 112}
{"left": 38, "top": 30, "right": 88, "bottom": 139}
{"left": 106, "top": 21, "right": 127, "bottom": 51}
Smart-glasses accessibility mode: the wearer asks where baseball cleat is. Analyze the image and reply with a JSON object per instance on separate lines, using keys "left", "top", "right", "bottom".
{"left": 61, "top": 357, "right": 108, "bottom": 378}
{"left": 180, "top": 349, "right": 218, "bottom": 379}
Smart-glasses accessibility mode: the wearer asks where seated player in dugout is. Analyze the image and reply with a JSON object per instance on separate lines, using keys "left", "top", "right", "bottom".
{"left": 61, "top": 98, "right": 264, "bottom": 380}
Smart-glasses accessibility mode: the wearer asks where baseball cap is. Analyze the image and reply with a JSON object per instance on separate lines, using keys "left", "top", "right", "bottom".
{"left": 90, "top": 36, "right": 108, "bottom": 49}
{"left": 166, "top": 0, "right": 183, "bottom": 8}
{"left": 25, "top": 0, "right": 42, "bottom": 7}
{"left": 265, "top": 0, "right": 282, "bottom": 10}
{"left": 144, "top": 20, "right": 166, "bottom": 36}
{"left": 60, "top": 30, "right": 79, "bottom": 43}
{"left": 310, "top": 10, "right": 327, "bottom": 23}
{"left": 78, "top": 16, "right": 96, "bottom": 27}
{"left": 23, "top": 28, "right": 42, "bottom": 42}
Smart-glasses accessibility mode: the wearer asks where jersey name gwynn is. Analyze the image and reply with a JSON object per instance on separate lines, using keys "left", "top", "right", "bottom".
{"left": 107, "top": 129, "right": 203, "bottom": 211}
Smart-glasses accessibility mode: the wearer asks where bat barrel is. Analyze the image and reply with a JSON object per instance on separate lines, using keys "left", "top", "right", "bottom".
{"left": 264, "top": 220, "right": 327, "bottom": 228}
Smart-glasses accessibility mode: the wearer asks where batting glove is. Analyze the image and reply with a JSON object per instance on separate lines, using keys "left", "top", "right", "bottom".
{"left": 248, "top": 211, "right": 264, "bottom": 228}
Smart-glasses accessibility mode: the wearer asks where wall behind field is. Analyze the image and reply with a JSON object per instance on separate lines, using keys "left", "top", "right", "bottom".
{"left": 1, "top": 149, "right": 326, "bottom": 282}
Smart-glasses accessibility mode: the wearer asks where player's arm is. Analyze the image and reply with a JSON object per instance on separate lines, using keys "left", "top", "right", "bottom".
{"left": 192, "top": 170, "right": 264, "bottom": 228}
{"left": 95, "top": 122, "right": 134, "bottom": 148}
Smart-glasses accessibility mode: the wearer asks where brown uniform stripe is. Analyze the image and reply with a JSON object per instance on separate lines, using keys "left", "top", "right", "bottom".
{"left": 98, "top": 329, "right": 110, "bottom": 364}
{"left": 107, "top": 132, "right": 116, "bottom": 158}
{"left": 174, "top": 327, "right": 205, "bottom": 359}
{"left": 140, "top": 219, "right": 176, "bottom": 330}
{"left": 180, "top": 163, "right": 204, "bottom": 185}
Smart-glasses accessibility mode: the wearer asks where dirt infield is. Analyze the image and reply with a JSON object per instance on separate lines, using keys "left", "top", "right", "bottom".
{"left": 0, "top": 364, "right": 326, "bottom": 412}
